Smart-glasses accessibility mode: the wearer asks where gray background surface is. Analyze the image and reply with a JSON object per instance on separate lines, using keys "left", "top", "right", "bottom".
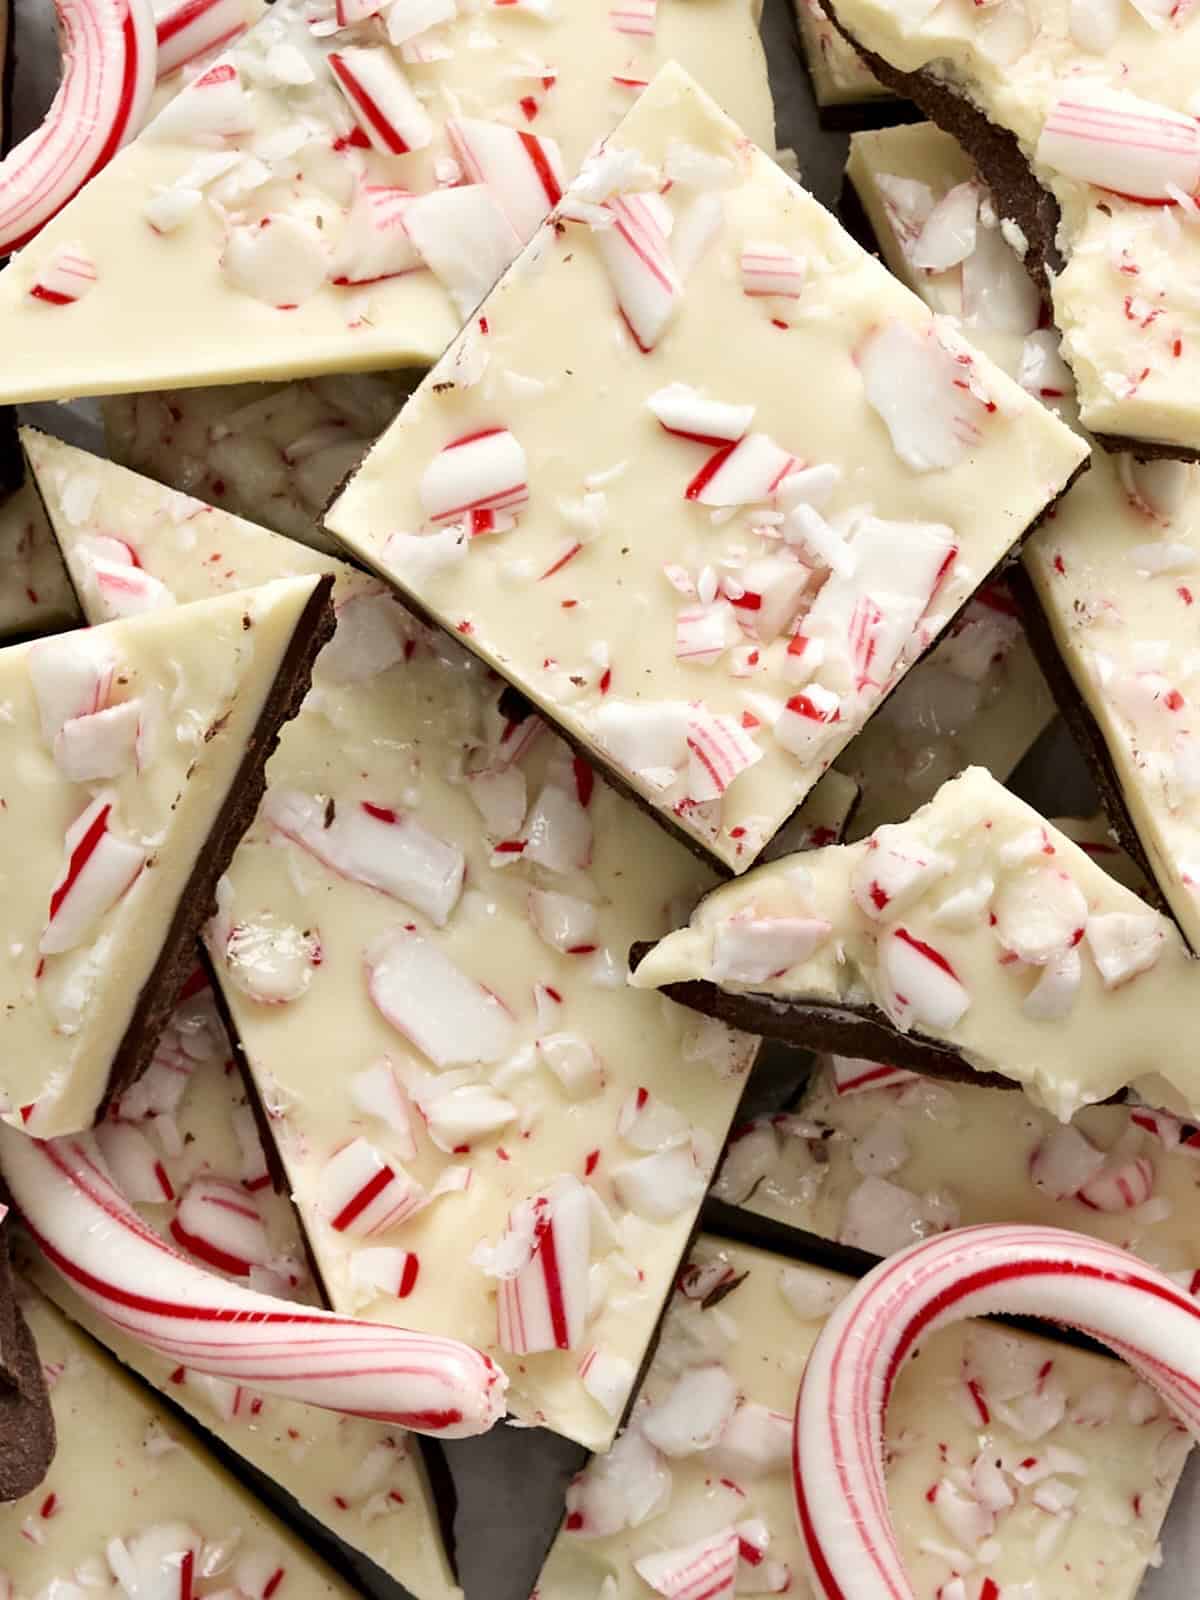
{"left": 7, "top": 0, "right": 1195, "bottom": 1594}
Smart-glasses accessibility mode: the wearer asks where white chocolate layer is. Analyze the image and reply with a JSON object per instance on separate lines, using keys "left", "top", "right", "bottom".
{"left": 725, "top": 1053, "right": 1200, "bottom": 1282}
{"left": 849, "top": 121, "right": 1200, "bottom": 954}
{"left": 27, "top": 429, "right": 767, "bottom": 1453}
{"left": 534, "top": 1234, "right": 1187, "bottom": 1600}
{"left": 0, "top": 478, "right": 80, "bottom": 641}
{"left": 837, "top": 580, "right": 1055, "bottom": 839}
{"left": 794, "top": 0, "right": 890, "bottom": 109}
{"left": 829, "top": 0, "right": 1200, "bottom": 452}
{"left": 0, "top": 568, "right": 324, "bottom": 1137}
{"left": 26, "top": 972, "right": 462, "bottom": 1600}
{"left": 104, "top": 373, "right": 414, "bottom": 555}
{"left": 326, "top": 64, "right": 1087, "bottom": 874}
{"left": 633, "top": 766, "right": 1200, "bottom": 1121}
{"left": 0, "top": 0, "right": 772, "bottom": 403}
{"left": 2, "top": 1287, "right": 355, "bottom": 1599}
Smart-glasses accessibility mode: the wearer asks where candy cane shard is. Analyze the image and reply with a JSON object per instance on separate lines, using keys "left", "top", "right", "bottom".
{"left": 631, "top": 766, "right": 1200, "bottom": 1120}
{"left": 0, "top": 0, "right": 775, "bottom": 404}
{"left": 0, "top": 0, "right": 157, "bottom": 255}
{"left": 793, "top": 1224, "right": 1200, "bottom": 1600}
{"left": 1, "top": 1126, "right": 506, "bottom": 1437}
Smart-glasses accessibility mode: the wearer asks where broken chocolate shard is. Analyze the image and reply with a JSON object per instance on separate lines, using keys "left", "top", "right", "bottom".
{"left": 0, "top": 1213, "right": 55, "bottom": 1502}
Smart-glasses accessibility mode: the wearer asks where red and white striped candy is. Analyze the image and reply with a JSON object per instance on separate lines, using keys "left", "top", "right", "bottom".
{"left": 710, "top": 914, "right": 832, "bottom": 984}
{"left": 774, "top": 687, "right": 841, "bottom": 761}
{"left": 1036, "top": 87, "right": 1200, "bottom": 202}
{"left": 684, "top": 708, "right": 763, "bottom": 801}
{"left": 149, "top": 58, "right": 253, "bottom": 142}
{"left": 328, "top": 47, "right": 432, "bottom": 155}
{"left": 54, "top": 699, "right": 142, "bottom": 782}
{"left": 740, "top": 243, "right": 805, "bottom": 299}
{"left": 263, "top": 788, "right": 465, "bottom": 926}
{"left": 106, "top": 1524, "right": 199, "bottom": 1600}
{"left": 0, "top": 0, "right": 156, "bottom": 255}
{"left": 41, "top": 793, "right": 145, "bottom": 955}
{"left": 593, "top": 194, "right": 682, "bottom": 354}
{"left": 1078, "top": 1148, "right": 1156, "bottom": 1212}
{"left": 86, "top": 556, "right": 174, "bottom": 617}
{"left": 2, "top": 1127, "right": 505, "bottom": 1435}
{"left": 366, "top": 927, "right": 517, "bottom": 1066}
{"left": 320, "top": 1138, "right": 426, "bottom": 1237}
{"left": 29, "top": 245, "right": 98, "bottom": 306}
{"left": 634, "top": 1528, "right": 737, "bottom": 1600}
{"left": 686, "top": 433, "right": 797, "bottom": 508}
{"left": 859, "top": 321, "right": 985, "bottom": 473}
{"left": 155, "top": 0, "right": 250, "bottom": 77}
{"left": 447, "top": 118, "right": 564, "bottom": 243}
{"left": 487, "top": 1176, "right": 591, "bottom": 1355}
{"left": 609, "top": 0, "right": 656, "bottom": 34}
{"left": 170, "top": 1175, "right": 271, "bottom": 1276}
{"left": 419, "top": 428, "right": 529, "bottom": 527}
{"left": 879, "top": 925, "right": 970, "bottom": 1031}
{"left": 829, "top": 1056, "right": 918, "bottom": 1095}
{"left": 793, "top": 1224, "right": 1200, "bottom": 1600}
{"left": 28, "top": 629, "right": 120, "bottom": 744}
{"left": 95, "top": 1118, "right": 174, "bottom": 1205}
{"left": 331, "top": 185, "right": 420, "bottom": 287}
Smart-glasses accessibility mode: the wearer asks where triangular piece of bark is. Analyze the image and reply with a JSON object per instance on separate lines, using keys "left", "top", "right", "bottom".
{"left": 0, "top": 1208, "right": 55, "bottom": 1503}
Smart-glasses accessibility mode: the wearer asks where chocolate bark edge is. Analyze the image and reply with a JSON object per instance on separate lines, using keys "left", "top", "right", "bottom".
{"left": 823, "top": 4, "right": 1200, "bottom": 463}
{"left": 97, "top": 574, "right": 337, "bottom": 1121}
{"left": 0, "top": 1218, "right": 55, "bottom": 1502}
{"left": 628, "top": 939, "right": 1018, "bottom": 1089}
{"left": 1004, "top": 560, "right": 1176, "bottom": 933}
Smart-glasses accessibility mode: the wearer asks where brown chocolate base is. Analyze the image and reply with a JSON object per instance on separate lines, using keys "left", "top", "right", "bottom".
{"left": 0, "top": 0, "right": 13, "bottom": 165}
{"left": 94, "top": 574, "right": 336, "bottom": 1121}
{"left": 628, "top": 940, "right": 1016, "bottom": 1089}
{"left": 1005, "top": 559, "right": 1175, "bottom": 927}
{"left": 325, "top": 454, "right": 1088, "bottom": 883}
{"left": 0, "top": 1215, "right": 55, "bottom": 1501}
{"left": 824, "top": 3, "right": 1200, "bottom": 463}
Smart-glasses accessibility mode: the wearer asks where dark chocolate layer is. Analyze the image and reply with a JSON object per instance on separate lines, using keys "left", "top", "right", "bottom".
{"left": 97, "top": 574, "right": 336, "bottom": 1121}
{"left": 0, "top": 1216, "right": 55, "bottom": 1502}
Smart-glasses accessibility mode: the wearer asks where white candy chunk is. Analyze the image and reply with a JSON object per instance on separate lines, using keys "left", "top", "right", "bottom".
{"left": 908, "top": 181, "right": 978, "bottom": 272}
{"left": 779, "top": 1267, "right": 849, "bottom": 1320}
{"left": 1022, "top": 946, "right": 1083, "bottom": 1020}
{"left": 1030, "top": 1125, "right": 1106, "bottom": 1199}
{"left": 992, "top": 866, "right": 1089, "bottom": 964}
{"left": 1084, "top": 911, "right": 1166, "bottom": 987}
{"left": 641, "top": 1364, "right": 738, "bottom": 1456}
{"left": 481, "top": 1176, "right": 592, "bottom": 1354}
{"left": 579, "top": 1347, "right": 636, "bottom": 1417}
{"left": 523, "top": 778, "right": 593, "bottom": 873}
{"left": 366, "top": 927, "right": 516, "bottom": 1066}
{"left": 648, "top": 382, "right": 755, "bottom": 443}
{"left": 349, "top": 1059, "right": 418, "bottom": 1158}
{"left": 962, "top": 215, "right": 1040, "bottom": 334}
{"left": 403, "top": 185, "right": 522, "bottom": 319}
{"left": 685, "top": 709, "right": 763, "bottom": 800}
{"left": 420, "top": 427, "right": 529, "bottom": 525}
{"left": 712, "top": 1120, "right": 778, "bottom": 1203}
{"left": 613, "top": 1145, "right": 706, "bottom": 1220}
{"left": 1122, "top": 456, "right": 1193, "bottom": 522}
{"left": 1037, "top": 86, "right": 1200, "bottom": 202}
{"left": 28, "top": 630, "right": 121, "bottom": 744}
{"left": 419, "top": 1079, "right": 517, "bottom": 1152}
{"left": 563, "top": 1427, "right": 670, "bottom": 1537}
{"left": 468, "top": 766, "right": 528, "bottom": 837}
{"left": 528, "top": 888, "right": 599, "bottom": 952}
{"left": 841, "top": 1175, "right": 958, "bottom": 1255}
{"left": 690, "top": 433, "right": 797, "bottom": 508}
{"left": 709, "top": 915, "right": 832, "bottom": 983}
{"left": 538, "top": 1032, "right": 604, "bottom": 1098}
{"left": 263, "top": 789, "right": 464, "bottom": 926}
{"left": 320, "top": 590, "right": 410, "bottom": 683}
{"left": 588, "top": 699, "right": 690, "bottom": 775}
{"left": 40, "top": 793, "right": 146, "bottom": 956}
{"left": 95, "top": 1120, "right": 173, "bottom": 1205}
{"left": 85, "top": 558, "right": 174, "bottom": 617}
{"left": 107, "top": 1525, "right": 201, "bottom": 1600}
{"left": 851, "top": 827, "right": 953, "bottom": 920}
{"left": 223, "top": 214, "right": 329, "bottom": 307}
{"left": 704, "top": 1400, "right": 790, "bottom": 1479}
{"left": 387, "top": 0, "right": 457, "bottom": 42}
{"left": 224, "top": 916, "right": 320, "bottom": 1004}
{"left": 319, "top": 1137, "right": 425, "bottom": 1237}
{"left": 350, "top": 1246, "right": 420, "bottom": 1302}
{"left": 859, "top": 319, "right": 985, "bottom": 472}
{"left": 54, "top": 700, "right": 142, "bottom": 781}
{"left": 331, "top": 184, "right": 421, "bottom": 289}
{"left": 774, "top": 686, "right": 842, "bottom": 760}
{"left": 879, "top": 926, "right": 970, "bottom": 1030}
{"left": 617, "top": 1089, "right": 691, "bottom": 1153}
{"left": 1019, "top": 330, "right": 1074, "bottom": 400}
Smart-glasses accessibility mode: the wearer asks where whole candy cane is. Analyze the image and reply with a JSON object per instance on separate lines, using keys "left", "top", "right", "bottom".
{"left": 0, "top": 1127, "right": 506, "bottom": 1438}
{"left": 793, "top": 1223, "right": 1200, "bottom": 1600}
